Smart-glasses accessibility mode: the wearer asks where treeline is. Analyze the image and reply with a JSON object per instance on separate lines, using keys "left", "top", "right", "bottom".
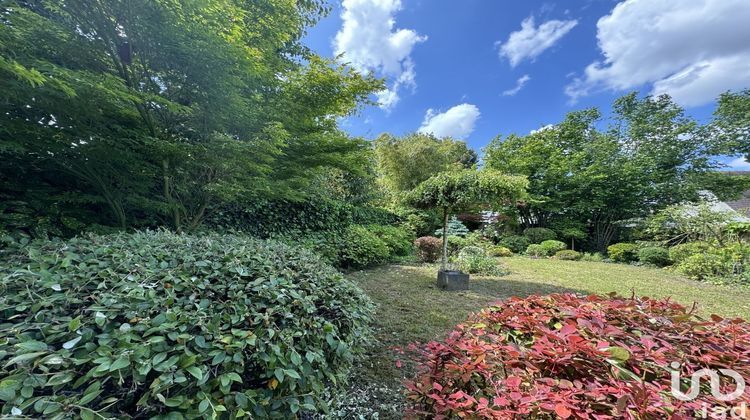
{"left": 0, "top": 0, "right": 382, "bottom": 236}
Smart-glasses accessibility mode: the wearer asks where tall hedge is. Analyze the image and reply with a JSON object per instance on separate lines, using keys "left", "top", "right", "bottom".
{"left": 0, "top": 231, "right": 373, "bottom": 418}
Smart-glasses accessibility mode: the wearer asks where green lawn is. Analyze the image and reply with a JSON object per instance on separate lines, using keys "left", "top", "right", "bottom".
{"left": 331, "top": 257, "right": 750, "bottom": 418}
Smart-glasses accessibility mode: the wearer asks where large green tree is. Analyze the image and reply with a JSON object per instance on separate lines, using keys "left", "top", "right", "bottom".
{"left": 484, "top": 93, "right": 719, "bottom": 250}
{"left": 0, "top": 0, "right": 381, "bottom": 234}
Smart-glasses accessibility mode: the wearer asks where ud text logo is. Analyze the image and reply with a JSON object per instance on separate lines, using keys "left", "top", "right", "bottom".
{"left": 670, "top": 362, "right": 746, "bottom": 401}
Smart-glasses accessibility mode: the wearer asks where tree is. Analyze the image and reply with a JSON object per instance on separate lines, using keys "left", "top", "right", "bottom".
{"left": 484, "top": 93, "right": 720, "bottom": 251}
{"left": 0, "top": 0, "right": 382, "bottom": 234}
{"left": 408, "top": 169, "right": 527, "bottom": 271}
{"left": 374, "top": 133, "right": 477, "bottom": 198}
{"left": 711, "top": 89, "right": 750, "bottom": 160}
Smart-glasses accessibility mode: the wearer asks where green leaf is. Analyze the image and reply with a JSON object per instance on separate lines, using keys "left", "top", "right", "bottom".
{"left": 16, "top": 341, "right": 48, "bottom": 352}
{"left": 5, "top": 351, "right": 46, "bottom": 366}
{"left": 109, "top": 357, "right": 130, "bottom": 371}
{"left": 46, "top": 372, "right": 74, "bottom": 386}
{"left": 198, "top": 399, "right": 210, "bottom": 413}
{"left": 284, "top": 369, "right": 301, "bottom": 379}
{"left": 185, "top": 366, "right": 202, "bottom": 381}
{"left": 606, "top": 346, "right": 631, "bottom": 363}
{"left": 62, "top": 336, "right": 82, "bottom": 349}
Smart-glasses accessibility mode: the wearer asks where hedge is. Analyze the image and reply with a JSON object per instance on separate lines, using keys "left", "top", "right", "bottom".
{"left": 0, "top": 231, "right": 373, "bottom": 418}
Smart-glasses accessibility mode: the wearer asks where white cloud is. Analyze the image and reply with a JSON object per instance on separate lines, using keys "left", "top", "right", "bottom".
{"left": 530, "top": 124, "right": 555, "bottom": 134}
{"left": 418, "top": 104, "right": 480, "bottom": 139}
{"left": 502, "top": 74, "right": 531, "bottom": 96}
{"left": 566, "top": 0, "right": 750, "bottom": 106}
{"left": 727, "top": 157, "right": 750, "bottom": 170}
{"left": 498, "top": 16, "right": 578, "bottom": 67}
{"left": 334, "top": 0, "right": 427, "bottom": 110}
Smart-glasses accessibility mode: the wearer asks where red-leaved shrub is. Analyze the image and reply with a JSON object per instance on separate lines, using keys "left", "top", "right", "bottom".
{"left": 405, "top": 293, "right": 750, "bottom": 419}
{"left": 415, "top": 236, "right": 442, "bottom": 263}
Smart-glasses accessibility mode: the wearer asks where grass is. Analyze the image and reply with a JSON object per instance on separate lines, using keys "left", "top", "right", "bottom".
{"left": 331, "top": 257, "right": 750, "bottom": 418}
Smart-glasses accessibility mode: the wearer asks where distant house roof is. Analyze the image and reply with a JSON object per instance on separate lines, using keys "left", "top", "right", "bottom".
{"left": 722, "top": 171, "right": 750, "bottom": 217}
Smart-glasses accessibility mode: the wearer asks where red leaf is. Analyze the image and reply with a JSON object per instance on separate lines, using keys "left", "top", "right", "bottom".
{"left": 555, "top": 404, "right": 572, "bottom": 419}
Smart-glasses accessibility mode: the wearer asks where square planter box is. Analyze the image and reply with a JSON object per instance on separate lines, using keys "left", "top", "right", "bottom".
{"left": 436, "top": 270, "right": 470, "bottom": 291}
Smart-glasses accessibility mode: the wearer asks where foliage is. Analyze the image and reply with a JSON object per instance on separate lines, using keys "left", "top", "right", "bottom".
{"left": 637, "top": 246, "right": 672, "bottom": 267}
{"left": 554, "top": 250, "right": 582, "bottom": 260}
{"left": 433, "top": 217, "right": 469, "bottom": 237}
{"left": 484, "top": 93, "right": 724, "bottom": 251}
{"left": 579, "top": 252, "right": 605, "bottom": 262}
{"left": 373, "top": 133, "right": 477, "bottom": 198}
{"left": 668, "top": 241, "right": 713, "bottom": 264}
{"left": 414, "top": 236, "right": 443, "bottom": 263}
{"left": 0, "top": 231, "right": 373, "bottom": 418}
{"left": 670, "top": 242, "right": 750, "bottom": 282}
{"left": 539, "top": 239, "right": 567, "bottom": 256}
{"left": 710, "top": 89, "right": 750, "bottom": 160}
{"left": 405, "top": 293, "right": 750, "bottom": 418}
{"left": 454, "top": 247, "right": 506, "bottom": 276}
{"left": 366, "top": 225, "right": 413, "bottom": 257}
{"left": 340, "top": 225, "right": 392, "bottom": 269}
{"left": 522, "top": 227, "right": 557, "bottom": 244}
{"left": 643, "top": 201, "right": 736, "bottom": 245}
{"left": 607, "top": 242, "right": 639, "bottom": 262}
{"left": 499, "top": 235, "right": 531, "bottom": 254}
{"left": 0, "top": 0, "right": 381, "bottom": 234}
{"left": 525, "top": 244, "right": 546, "bottom": 258}
{"left": 675, "top": 253, "right": 728, "bottom": 281}
{"left": 489, "top": 246, "right": 514, "bottom": 257}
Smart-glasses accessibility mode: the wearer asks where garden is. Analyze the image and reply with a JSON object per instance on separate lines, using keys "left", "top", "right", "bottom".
{"left": 2, "top": 1, "right": 750, "bottom": 419}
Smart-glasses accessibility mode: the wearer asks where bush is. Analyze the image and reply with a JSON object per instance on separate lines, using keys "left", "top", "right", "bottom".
{"left": 580, "top": 252, "right": 604, "bottom": 262}
{"left": 522, "top": 227, "right": 557, "bottom": 244}
{"left": 498, "top": 235, "right": 530, "bottom": 254}
{"left": 434, "top": 216, "right": 469, "bottom": 237}
{"left": 637, "top": 246, "right": 671, "bottom": 267}
{"left": 455, "top": 246, "right": 505, "bottom": 276}
{"left": 668, "top": 241, "right": 712, "bottom": 264}
{"left": 0, "top": 231, "right": 373, "bottom": 418}
{"left": 273, "top": 229, "right": 344, "bottom": 266}
{"left": 414, "top": 236, "right": 442, "bottom": 263}
{"left": 489, "top": 246, "right": 513, "bottom": 257}
{"left": 366, "top": 224, "right": 413, "bottom": 256}
{"left": 554, "top": 249, "right": 581, "bottom": 260}
{"left": 607, "top": 242, "right": 638, "bottom": 262}
{"left": 676, "top": 253, "right": 727, "bottom": 280}
{"left": 340, "top": 225, "right": 391, "bottom": 268}
{"left": 525, "top": 244, "right": 546, "bottom": 258}
{"left": 405, "top": 293, "right": 750, "bottom": 418}
{"left": 539, "top": 239, "right": 566, "bottom": 256}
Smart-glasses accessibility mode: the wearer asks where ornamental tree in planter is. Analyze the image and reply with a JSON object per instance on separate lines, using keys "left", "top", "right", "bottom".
{"left": 407, "top": 169, "right": 527, "bottom": 288}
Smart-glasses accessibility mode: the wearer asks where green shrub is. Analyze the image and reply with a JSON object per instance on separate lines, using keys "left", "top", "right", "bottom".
{"left": 580, "top": 252, "right": 604, "bottom": 262}
{"left": 366, "top": 224, "right": 413, "bottom": 256}
{"left": 489, "top": 246, "right": 513, "bottom": 257}
{"left": 555, "top": 250, "right": 582, "bottom": 260}
{"left": 455, "top": 246, "right": 505, "bottom": 276}
{"left": 525, "top": 244, "right": 546, "bottom": 258}
{"left": 638, "top": 246, "right": 672, "bottom": 267}
{"left": 434, "top": 216, "right": 469, "bottom": 237}
{"left": 341, "top": 225, "right": 390, "bottom": 268}
{"left": 499, "top": 235, "right": 530, "bottom": 254}
{"left": 414, "top": 236, "right": 442, "bottom": 263}
{"left": 607, "top": 242, "right": 639, "bottom": 262}
{"left": 668, "top": 242, "right": 712, "bottom": 264}
{"left": 676, "top": 253, "right": 728, "bottom": 281}
{"left": 540, "top": 240, "right": 567, "bottom": 256}
{"left": 0, "top": 231, "right": 373, "bottom": 418}
{"left": 273, "top": 229, "right": 344, "bottom": 266}
{"left": 523, "top": 227, "right": 557, "bottom": 244}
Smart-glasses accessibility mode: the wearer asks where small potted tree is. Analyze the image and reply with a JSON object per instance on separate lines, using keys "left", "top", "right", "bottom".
{"left": 408, "top": 169, "right": 527, "bottom": 290}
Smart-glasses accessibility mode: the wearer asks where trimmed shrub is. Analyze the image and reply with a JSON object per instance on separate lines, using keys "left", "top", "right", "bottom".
{"left": 637, "top": 246, "right": 671, "bottom": 267}
{"left": 607, "top": 242, "right": 638, "bottom": 262}
{"left": 273, "top": 229, "right": 344, "bottom": 266}
{"left": 525, "top": 244, "right": 546, "bottom": 258}
{"left": 434, "top": 217, "right": 469, "bottom": 237}
{"left": 489, "top": 246, "right": 513, "bottom": 257}
{"left": 414, "top": 236, "right": 442, "bottom": 263}
{"left": 455, "top": 246, "right": 505, "bottom": 276}
{"left": 340, "top": 225, "right": 390, "bottom": 268}
{"left": 405, "top": 293, "right": 750, "bottom": 418}
{"left": 580, "top": 252, "right": 604, "bottom": 262}
{"left": 539, "top": 239, "right": 566, "bottom": 256}
{"left": 498, "top": 235, "right": 530, "bottom": 254}
{"left": 0, "top": 231, "right": 373, "bottom": 418}
{"left": 366, "top": 224, "right": 413, "bottom": 257}
{"left": 522, "top": 227, "right": 557, "bottom": 244}
{"left": 554, "top": 249, "right": 581, "bottom": 260}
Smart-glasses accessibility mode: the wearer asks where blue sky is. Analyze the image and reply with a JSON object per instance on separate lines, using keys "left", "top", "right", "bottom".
{"left": 304, "top": 0, "right": 750, "bottom": 170}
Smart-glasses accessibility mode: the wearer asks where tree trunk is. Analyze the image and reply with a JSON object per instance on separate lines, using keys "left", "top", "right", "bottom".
{"left": 441, "top": 207, "right": 449, "bottom": 271}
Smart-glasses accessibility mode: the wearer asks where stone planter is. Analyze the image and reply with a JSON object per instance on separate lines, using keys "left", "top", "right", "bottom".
{"left": 436, "top": 270, "right": 469, "bottom": 291}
